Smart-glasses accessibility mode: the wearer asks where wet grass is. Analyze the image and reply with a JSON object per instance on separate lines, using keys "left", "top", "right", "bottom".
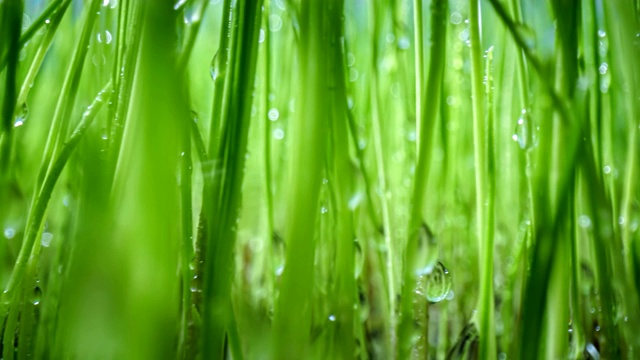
{"left": 1, "top": 0, "right": 640, "bottom": 359}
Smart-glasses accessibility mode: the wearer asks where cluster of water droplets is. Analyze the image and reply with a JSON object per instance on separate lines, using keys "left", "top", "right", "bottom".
{"left": 597, "top": 30, "right": 611, "bottom": 93}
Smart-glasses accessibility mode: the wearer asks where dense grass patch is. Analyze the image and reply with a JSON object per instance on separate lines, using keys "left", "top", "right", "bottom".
{"left": 1, "top": 0, "right": 640, "bottom": 359}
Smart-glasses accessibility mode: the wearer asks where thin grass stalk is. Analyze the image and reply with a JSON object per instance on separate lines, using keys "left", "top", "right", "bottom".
{"left": 0, "top": 82, "right": 112, "bottom": 354}
{"left": 368, "top": 2, "right": 396, "bottom": 350}
{"left": 271, "top": 1, "right": 330, "bottom": 357}
{"left": 207, "top": 0, "right": 233, "bottom": 155}
{"left": 413, "top": 0, "right": 423, "bottom": 151}
{"left": 327, "top": 1, "right": 354, "bottom": 356}
{"left": 14, "top": 0, "right": 72, "bottom": 110}
{"left": 480, "top": 45, "right": 497, "bottom": 360}
{"left": 398, "top": 0, "right": 447, "bottom": 358}
{"left": 178, "top": 105, "right": 194, "bottom": 360}
{"left": 178, "top": 0, "right": 211, "bottom": 70}
{"left": 0, "top": 0, "right": 23, "bottom": 174}
{"left": 263, "top": 0, "right": 276, "bottom": 277}
{"left": 0, "top": 0, "right": 64, "bottom": 71}
{"left": 468, "top": 0, "right": 496, "bottom": 358}
{"left": 201, "top": 1, "right": 263, "bottom": 358}
{"left": 1, "top": 0, "right": 101, "bottom": 309}
{"left": 108, "top": 0, "right": 143, "bottom": 176}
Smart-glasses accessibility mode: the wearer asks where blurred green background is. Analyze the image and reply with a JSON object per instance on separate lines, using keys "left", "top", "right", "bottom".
{"left": 1, "top": 0, "right": 639, "bottom": 359}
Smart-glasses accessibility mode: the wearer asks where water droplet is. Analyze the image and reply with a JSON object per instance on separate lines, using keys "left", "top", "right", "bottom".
{"left": 578, "top": 215, "right": 592, "bottom": 228}
{"left": 328, "top": 314, "right": 336, "bottom": 322}
{"left": 458, "top": 29, "right": 470, "bottom": 42}
{"left": 603, "top": 165, "right": 612, "bottom": 174}
{"left": 109, "top": 0, "right": 118, "bottom": 8}
{"left": 398, "top": 36, "right": 410, "bottom": 50}
{"left": 210, "top": 51, "right": 220, "bottom": 81}
{"left": 385, "top": 33, "right": 396, "bottom": 44}
{"left": 414, "top": 223, "right": 438, "bottom": 276}
{"left": 595, "top": 325, "right": 601, "bottom": 332}
{"left": 33, "top": 286, "right": 42, "bottom": 305}
{"left": 273, "top": 128, "right": 284, "bottom": 140}
{"left": 322, "top": 178, "right": 328, "bottom": 184}
{"left": 513, "top": 109, "right": 537, "bottom": 150}
{"left": 450, "top": 12, "right": 463, "bottom": 25}
{"left": 268, "top": 108, "right": 279, "bottom": 121}
{"left": 41, "top": 232, "right": 53, "bottom": 247}
{"left": 269, "top": 14, "right": 282, "bottom": 32}
{"left": 321, "top": 206, "right": 328, "bottom": 214}
{"left": 348, "top": 192, "right": 363, "bottom": 210}
{"left": 174, "top": 0, "right": 187, "bottom": 10}
{"left": 585, "top": 343, "right": 600, "bottom": 360}
{"left": 407, "top": 131, "right": 416, "bottom": 142}
{"left": 349, "top": 68, "right": 359, "bottom": 82}
{"left": 183, "top": 1, "right": 201, "bottom": 24}
{"left": 597, "top": 29, "right": 606, "bottom": 38}
{"left": 416, "top": 262, "right": 452, "bottom": 303}
{"left": 347, "top": 53, "right": 356, "bottom": 67}
{"left": 14, "top": 103, "right": 29, "bottom": 127}
{"left": 4, "top": 228, "right": 15, "bottom": 239}
{"left": 22, "top": 13, "right": 31, "bottom": 30}
{"left": 258, "top": 28, "right": 265, "bottom": 43}
{"left": 91, "top": 52, "right": 106, "bottom": 65}
{"left": 598, "top": 63, "right": 608, "bottom": 75}
{"left": 446, "top": 289, "right": 455, "bottom": 300}
{"left": 618, "top": 216, "right": 625, "bottom": 225}
{"left": 102, "top": 0, "right": 110, "bottom": 6}
{"left": 275, "top": 264, "right": 284, "bottom": 276}
{"left": 105, "top": 30, "right": 112, "bottom": 44}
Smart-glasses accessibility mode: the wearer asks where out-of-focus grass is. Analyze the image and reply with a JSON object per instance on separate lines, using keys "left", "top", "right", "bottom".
{"left": 1, "top": 0, "right": 640, "bottom": 359}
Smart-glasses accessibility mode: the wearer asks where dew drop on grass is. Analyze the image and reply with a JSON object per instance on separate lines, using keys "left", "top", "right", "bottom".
{"left": 450, "top": 12, "right": 462, "bottom": 25}
{"left": 269, "top": 14, "right": 282, "bottom": 32}
{"left": 349, "top": 68, "right": 359, "bottom": 82}
{"left": 183, "top": 4, "right": 201, "bottom": 25}
{"left": 328, "top": 314, "right": 336, "bottom": 322}
{"left": 512, "top": 109, "right": 537, "bottom": 150}
{"left": 413, "top": 223, "right": 438, "bottom": 276}
{"left": 397, "top": 36, "right": 410, "bottom": 50}
{"left": 416, "top": 262, "right": 452, "bottom": 303}
{"left": 578, "top": 215, "right": 592, "bottom": 229}
{"left": 14, "top": 103, "right": 29, "bottom": 127}
{"left": 275, "top": 264, "right": 284, "bottom": 277}
{"left": 174, "top": 0, "right": 187, "bottom": 10}
{"left": 273, "top": 128, "right": 284, "bottom": 140}
{"left": 4, "top": 228, "right": 15, "bottom": 239}
{"left": 210, "top": 51, "right": 220, "bottom": 81}
{"left": 347, "top": 53, "right": 356, "bottom": 67}
{"left": 33, "top": 286, "right": 42, "bottom": 306}
{"left": 268, "top": 108, "right": 279, "bottom": 121}
{"left": 598, "top": 63, "right": 608, "bottom": 75}
{"left": 41, "top": 232, "right": 53, "bottom": 247}
{"left": 258, "top": 28, "right": 265, "bottom": 43}
{"left": 585, "top": 343, "right": 600, "bottom": 360}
